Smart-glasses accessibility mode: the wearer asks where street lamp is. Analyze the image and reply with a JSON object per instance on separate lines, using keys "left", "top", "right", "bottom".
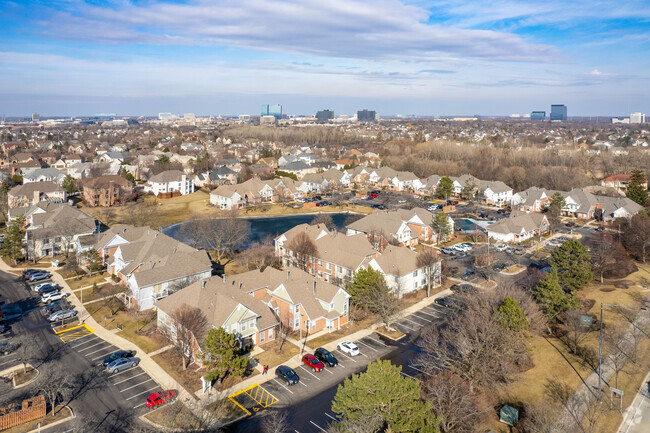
{"left": 598, "top": 303, "right": 648, "bottom": 400}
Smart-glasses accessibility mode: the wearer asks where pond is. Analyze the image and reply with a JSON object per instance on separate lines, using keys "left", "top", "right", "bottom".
{"left": 162, "top": 212, "right": 354, "bottom": 249}
{"left": 454, "top": 218, "right": 491, "bottom": 233}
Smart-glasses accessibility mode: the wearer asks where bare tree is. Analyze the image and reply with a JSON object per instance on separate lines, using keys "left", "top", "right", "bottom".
{"left": 563, "top": 309, "right": 589, "bottom": 355}
{"left": 421, "top": 372, "right": 485, "bottom": 433}
{"left": 604, "top": 328, "right": 633, "bottom": 388}
{"left": 311, "top": 213, "right": 336, "bottom": 231}
{"left": 13, "top": 334, "right": 34, "bottom": 373}
{"left": 588, "top": 232, "right": 620, "bottom": 283}
{"left": 202, "top": 210, "right": 251, "bottom": 265}
{"left": 261, "top": 408, "right": 291, "bottom": 433}
{"left": 285, "top": 231, "right": 317, "bottom": 271}
{"left": 238, "top": 240, "right": 279, "bottom": 271}
{"left": 416, "top": 248, "right": 441, "bottom": 297}
{"left": 363, "top": 279, "right": 400, "bottom": 331}
{"left": 162, "top": 304, "right": 209, "bottom": 370}
{"left": 622, "top": 214, "right": 650, "bottom": 263}
{"left": 39, "top": 364, "right": 75, "bottom": 416}
{"left": 178, "top": 214, "right": 205, "bottom": 248}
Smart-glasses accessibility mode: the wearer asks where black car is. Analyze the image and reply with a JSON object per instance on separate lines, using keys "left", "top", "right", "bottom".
{"left": 275, "top": 365, "right": 300, "bottom": 385}
{"left": 461, "top": 270, "right": 475, "bottom": 280}
{"left": 44, "top": 302, "right": 65, "bottom": 315}
{"left": 0, "top": 342, "right": 16, "bottom": 356}
{"left": 435, "top": 296, "right": 456, "bottom": 308}
{"left": 492, "top": 263, "right": 508, "bottom": 272}
{"left": 21, "top": 269, "right": 41, "bottom": 280}
{"left": 36, "top": 284, "right": 60, "bottom": 295}
{"left": 102, "top": 350, "right": 137, "bottom": 367}
{"left": 0, "top": 324, "right": 7, "bottom": 334}
{"left": 314, "top": 347, "right": 338, "bottom": 367}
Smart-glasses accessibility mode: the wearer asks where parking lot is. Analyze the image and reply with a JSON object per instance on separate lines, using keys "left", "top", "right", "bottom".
{"left": 234, "top": 301, "right": 450, "bottom": 433}
{"left": 58, "top": 326, "right": 161, "bottom": 412}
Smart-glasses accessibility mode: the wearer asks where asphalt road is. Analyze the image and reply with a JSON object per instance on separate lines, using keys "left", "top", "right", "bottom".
{"left": 227, "top": 302, "right": 451, "bottom": 433}
{"left": 0, "top": 269, "right": 157, "bottom": 432}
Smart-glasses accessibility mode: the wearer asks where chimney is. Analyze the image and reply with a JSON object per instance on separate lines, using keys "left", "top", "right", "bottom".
{"left": 222, "top": 274, "right": 226, "bottom": 283}
{"left": 239, "top": 282, "right": 242, "bottom": 289}
{"left": 201, "top": 280, "right": 206, "bottom": 288}
{"left": 33, "top": 190, "right": 40, "bottom": 204}
{"left": 286, "top": 270, "right": 290, "bottom": 281}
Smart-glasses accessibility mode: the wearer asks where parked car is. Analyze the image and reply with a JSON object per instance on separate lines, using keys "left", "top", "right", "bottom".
{"left": 32, "top": 282, "right": 59, "bottom": 292}
{"left": 41, "top": 291, "right": 69, "bottom": 304}
{"left": 452, "top": 244, "right": 469, "bottom": 252}
{"left": 595, "top": 226, "right": 604, "bottom": 232}
{"left": 146, "top": 390, "right": 177, "bottom": 408}
{"left": 451, "top": 284, "right": 475, "bottom": 294}
{"left": 493, "top": 263, "right": 508, "bottom": 272}
{"left": 302, "top": 354, "right": 324, "bottom": 372}
{"left": 35, "top": 284, "right": 61, "bottom": 295}
{"left": 102, "top": 350, "right": 137, "bottom": 367}
{"left": 0, "top": 342, "right": 16, "bottom": 356}
{"left": 440, "top": 247, "right": 455, "bottom": 255}
{"left": 461, "top": 270, "right": 475, "bottom": 280}
{"left": 314, "top": 347, "right": 338, "bottom": 367}
{"left": 21, "top": 269, "right": 41, "bottom": 280}
{"left": 28, "top": 271, "right": 51, "bottom": 282}
{"left": 43, "top": 302, "right": 66, "bottom": 315}
{"left": 435, "top": 296, "right": 456, "bottom": 308}
{"left": 337, "top": 341, "right": 360, "bottom": 356}
{"left": 513, "top": 248, "right": 525, "bottom": 255}
{"left": 275, "top": 365, "right": 300, "bottom": 385}
{"left": 47, "top": 309, "right": 77, "bottom": 322}
{"left": 565, "top": 222, "right": 576, "bottom": 228}
{"left": 106, "top": 356, "right": 140, "bottom": 373}
{"left": 0, "top": 324, "right": 7, "bottom": 334}
{"left": 494, "top": 243, "right": 507, "bottom": 252}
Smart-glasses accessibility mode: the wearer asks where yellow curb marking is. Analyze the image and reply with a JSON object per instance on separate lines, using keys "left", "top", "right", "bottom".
{"left": 228, "top": 383, "right": 279, "bottom": 416}
{"left": 56, "top": 324, "right": 95, "bottom": 343}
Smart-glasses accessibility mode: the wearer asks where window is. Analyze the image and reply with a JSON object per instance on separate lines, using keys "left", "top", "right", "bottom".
{"left": 325, "top": 262, "right": 331, "bottom": 270}
{"left": 305, "top": 319, "right": 310, "bottom": 329}
{"left": 414, "top": 282, "right": 418, "bottom": 289}
{"left": 289, "top": 318, "right": 293, "bottom": 327}
{"left": 413, "top": 270, "right": 418, "bottom": 277}
{"left": 249, "top": 319, "right": 255, "bottom": 329}
{"left": 318, "top": 260, "right": 323, "bottom": 266}
{"left": 330, "top": 302, "right": 334, "bottom": 309}
{"left": 268, "top": 328, "right": 273, "bottom": 339}
{"left": 231, "top": 323, "right": 237, "bottom": 333}
{"left": 337, "top": 266, "right": 342, "bottom": 273}
{"left": 241, "top": 321, "right": 247, "bottom": 331}
{"left": 260, "top": 332, "right": 265, "bottom": 342}
{"left": 295, "top": 305, "right": 300, "bottom": 313}
{"left": 422, "top": 278, "right": 427, "bottom": 286}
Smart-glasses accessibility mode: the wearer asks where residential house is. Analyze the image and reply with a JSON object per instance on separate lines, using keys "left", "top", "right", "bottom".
{"left": 146, "top": 170, "right": 194, "bottom": 198}
{"left": 478, "top": 180, "right": 513, "bottom": 206}
{"left": 19, "top": 202, "right": 97, "bottom": 258}
{"left": 367, "top": 246, "right": 441, "bottom": 295}
{"left": 156, "top": 276, "right": 279, "bottom": 361}
{"left": 367, "top": 167, "right": 398, "bottom": 187}
{"left": 279, "top": 161, "right": 318, "bottom": 178}
{"left": 209, "top": 178, "right": 278, "bottom": 209}
{"left": 599, "top": 197, "right": 644, "bottom": 222}
{"left": 449, "top": 174, "right": 478, "bottom": 197}
{"left": 562, "top": 189, "right": 602, "bottom": 219}
{"left": 195, "top": 166, "right": 237, "bottom": 188}
{"left": 417, "top": 175, "right": 441, "bottom": 196}
{"left": 390, "top": 171, "right": 423, "bottom": 192}
{"left": 601, "top": 174, "right": 647, "bottom": 194}
{"left": 96, "top": 225, "right": 212, "bottom": 310}
{"left": 8, "top": 182, "right": 67, "bottom": 208}
{"left": 510, "top": 187, "right": 556, "bottom": 212}
{"left": 97, "top": 151, "right": 127, "bottom": 164}
{"left": 22, "top": 168, "right": 66, "bottom": 185}
{"left": 486, "top": 213, "right": 549, "bottom": 243}
{"left": 83, "top": 175, "right": 134, "bottom": 207}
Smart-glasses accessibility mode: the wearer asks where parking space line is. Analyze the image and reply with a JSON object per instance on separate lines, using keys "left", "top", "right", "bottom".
{"left": 298, "top": 366, "right": 321, "bottom": 381}
{"left": 400, "top": 371, "right": 417, "bottom": 380}
{"left": 337, "top": 362, "right": 346, "bottom": 368}
{"left": 109, "top": 368, "right": 142, "bottom": 379}
{"left": 0, "top": 357, "right": 18, "bottom": 368}
{"left": 408, "top": 365, "right": 433, "bottom": 376}
{"left": 120, "top": 378, "right": 153, "bottom": 393}
{"left": 412, "top": 311, "right": 437, "bottom": 320}
{"left": 334, "top": 350, "right": 357, "bottom": 363}
{"left": 365, "top": 336, "right": 388, "bottom": 347}
{"left": 403, "top": 317, "right": 425, "bottom": 327}
{"left": 323, "top": 367, "right": 334, "bottom": 374}
{"left": 310, "top": 421, "right": 327, "bottom": 432}
{"left": 69, "top": 335, "right": 99, "bottom": 348}
{"left": 77, "top": 341, "right": 106, "bottom": 352}
{"left": 84, "top": 345, "right": 115, "bottom": 357}
{"left": 297, "top": 380, "right": 308, "bottom": 388}
{"left": 125, "top": 385, "right": 159, "bottom": 401}
{"left": 114, "top": 371, "right": 147, "bottom": 385}
{"left": 272, "top": 378, "right": 294, "bottom": 394}
{"left": 324, "top": 413, "right": 338, "bottom": 422}
{"left": 91, "top": 351, "right": 116, "bottom": 361}
{"left": 395, "top": 322, "right": 416, "bottom": 332}
{"left": 355, "top": 340, "right": 377, "bottom": 352}
{"left": 133, "top": 402, "right": 147, "bottom": 409}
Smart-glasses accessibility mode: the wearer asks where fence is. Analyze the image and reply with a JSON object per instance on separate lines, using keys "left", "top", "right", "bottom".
{"left": 0, "top": 395, "right": 46, "bottom": 430}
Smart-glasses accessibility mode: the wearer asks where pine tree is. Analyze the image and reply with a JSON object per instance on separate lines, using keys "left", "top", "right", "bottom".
{"left": 62, "top": 175, "right": 77, "bottom": 194}
{"left": 534, "top": 268, "right": 578, "bottom": 321}
{"left": 332, "top": 360, "right": 439, "bottom": 433}
{"left": 1, "top": 216, "right": 25, "bottom": 264}
{"left": 347, "top": 267, "right": 386, "bottom": 304}
{"left": 202, "top": 328, "right": 247, "bottom": 383}
{"left": 550, "top": 191, "right": 566, "bottom": 210}
{"left": 436, "top": 177, "right": 454, "bottom": 200}
{"left": 626, "top": 169, "right": 648, "bottom": 207}
{"left": 431, "top": 212, "right": 451, "bottom": 244}
{"left": 549, "top": 239, "right": 593, "bottom": 292}
{"left": 495, "top": 296, "right": 529, "bottom": 331}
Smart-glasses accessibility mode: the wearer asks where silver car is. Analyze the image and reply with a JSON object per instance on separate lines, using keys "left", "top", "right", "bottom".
{"left": 48, "top": 309, "right": 77, "bottom": 322}
{"left": 106, "top": 356, "right": 140, "bottom": 373}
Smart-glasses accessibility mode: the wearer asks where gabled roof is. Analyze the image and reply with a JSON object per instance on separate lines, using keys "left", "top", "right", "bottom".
{"left": 487, "top": 213, "right": 547, "bottom": 235}
{"left": 8, "top": 181, "right": 64, "bottom": 198}
{"left": 149, "top": 170, "right": 184, "bottom": 183}
{"left": 372, "top": 246, "right": 421, "bottom": 275}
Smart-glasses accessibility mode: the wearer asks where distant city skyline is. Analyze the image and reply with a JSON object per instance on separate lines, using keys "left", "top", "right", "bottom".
{"left": 2, "top": 1, "right": 650, "bottom": 116}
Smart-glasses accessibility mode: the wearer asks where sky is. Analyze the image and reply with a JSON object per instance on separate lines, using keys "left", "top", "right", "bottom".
{"left": 1, "top": 0, "right": 649, "bottom": 117}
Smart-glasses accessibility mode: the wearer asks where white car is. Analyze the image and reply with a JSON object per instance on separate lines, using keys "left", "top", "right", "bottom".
{"left": 33, "top": 282, "right": 55, "bottom": 292}
{"left": 494, "top": 243, "right": 507, "bottom": 252}
{"left": 41, "top": 291, "right": 69, "bottom": 304}
{"left": 337, "top": 342, "right": 360, "bottom": 356}
{"left": 453, "top": 244, "right": 471, "bottom": 253}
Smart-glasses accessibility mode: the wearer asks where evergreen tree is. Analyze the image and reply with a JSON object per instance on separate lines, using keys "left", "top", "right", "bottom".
{"left": 549, "top": 191, "right": 566, "bottom": 211}
{"left": 332, "top": 360, "right": 439, "bottom": 433}
{"left": 495, "top": 296, "right": 528, "bottom": 331}
{"left": 431, "top": 212, "right": 452, "bottom": 244}
{"left": 436, "top": 177, "right": 454, "bottom": 200}
{"left": 62, "top": 175, "right": 77, "bottom": 194}
{"left": 549, "top": 239, "right": 593, "bottom": 292}
{"left": 202, "top": 328, "right": 248, "bottom": 383}
{"left": 534, "top": 268, "right": 578, "bottom": 321}
{"left": 347, "top": 267, "right": 386, "bottom": 305}
{"left": 626, "top": 169, "right": 648, "bottom": 207}
{"left": 1, "top": 216, "right": 25, "bottom": 264}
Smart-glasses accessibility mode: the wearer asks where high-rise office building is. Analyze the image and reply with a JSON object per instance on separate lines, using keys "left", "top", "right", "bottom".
{"left": 32, "top": 112, "right": 40, "bottom": 122}
{"left": 357, "top": 109, "right": 377, "bottom": 122}
{"left": 316, "top": 109, "right": 334, "bottom": 123}
{"left": 550, "top": 105, "right": 567, "bottom": 121}
{"left": 630, "top": 112, "right": 646, "bottom": 124}
{"left": 531, "top": 111, "right": 546, "bottom": 120}
{"left": 261, "top": 104, "right": 282, "bottom": 120}
{"left": 158, "top": 112, "right": 172, "bottom": 120}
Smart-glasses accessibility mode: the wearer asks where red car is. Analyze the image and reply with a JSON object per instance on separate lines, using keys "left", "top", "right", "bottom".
{"left": 146, "top": 390, "right": 177, "bottom": 408}
{"left": 368, "top": 193, "right": 378, "bottom": 198}
{"left": 302, "top": 354, "right": 324, "bottom": 372}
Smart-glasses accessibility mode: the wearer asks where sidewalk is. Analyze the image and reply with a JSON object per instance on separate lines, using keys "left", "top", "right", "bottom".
{"left": 195, "top": 287, "right": 452, "bottom": 407}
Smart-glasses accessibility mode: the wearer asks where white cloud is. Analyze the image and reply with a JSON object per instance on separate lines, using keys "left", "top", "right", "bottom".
{"left": 33, "top": 0, "right": 560, "bottom": 62}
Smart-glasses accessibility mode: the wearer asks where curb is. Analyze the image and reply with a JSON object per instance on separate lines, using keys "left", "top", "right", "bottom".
{"left": 12, "top": 365, "right": 40, "bottom": 389}
{"left": 26, "top": 406, "right": 76, "bottom": 433}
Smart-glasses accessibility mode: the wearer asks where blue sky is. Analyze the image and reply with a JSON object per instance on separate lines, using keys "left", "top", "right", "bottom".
{"left": 1, "top": 0, "right": 649, "bottom": 116}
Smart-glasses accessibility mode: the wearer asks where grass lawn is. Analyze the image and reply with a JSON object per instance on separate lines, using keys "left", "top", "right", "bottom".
{"left": 253, "top": 339, "right": 300, "bottom": 369}
{"left": 151, "top": 349, "right": 205, "bottom": 397}
{"left": 144, "top": 401, "right": 202, "bottom": 430}
{"left": 206, "top": 397, "right": 249, "bottom": 426}
{"left": 75, "top": 283, "right": 124, "bottom": 304}
{"left": 89, "top": 300, "right": 164, "bottom": 353}
{"left": 2, "top": 406, "right": 72, "bottom": 433}
{"left": 12, "top": 367, "right": 38, "bottom": 387}
{"left": 67, "top": 273, "right": 107, "bottom": 290}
